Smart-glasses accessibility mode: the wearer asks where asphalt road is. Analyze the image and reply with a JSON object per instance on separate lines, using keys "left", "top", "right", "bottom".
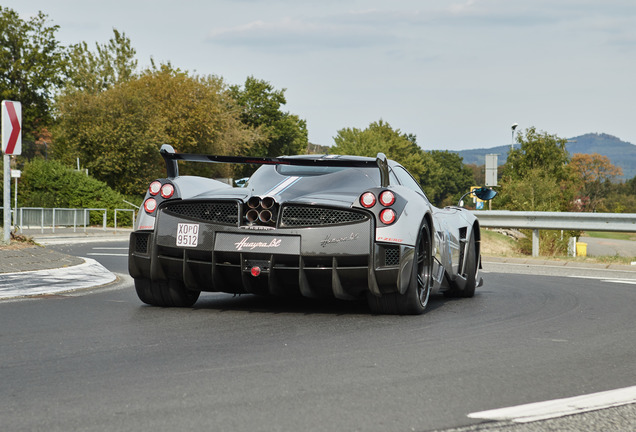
{"left": 1, "top": 244, "right": 635, "bottom": 431}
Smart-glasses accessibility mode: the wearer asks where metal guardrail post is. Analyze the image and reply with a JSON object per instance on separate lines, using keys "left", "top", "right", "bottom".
{"left": 532, "top": 229, "right": 540, "bottom": 257}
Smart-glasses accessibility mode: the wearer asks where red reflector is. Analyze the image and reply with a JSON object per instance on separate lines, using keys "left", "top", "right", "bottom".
{"left": 380, "top": 208, "right": 396, "bottom": 225}
{"left": 379, "top": 190, "right": 395, "bottom": 206}
{"left": 161, "top": 183, "right": 174, "bottom": 198}
{"left": 251, "top": 266, "right": 261, "bottom": 277}
{"left": 360, "top": 192, "right": 376, "bottom": 208}
{"left": 149, "top": 181, "right": 161, "bottom": 196}
{"left": 144, "top": 198, "right": 157, "bottom": 213}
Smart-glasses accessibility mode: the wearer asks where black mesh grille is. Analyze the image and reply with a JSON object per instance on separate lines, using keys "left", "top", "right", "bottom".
{"left": 384, "top": 246, "right": 400, "bottom": 266}
{"left": 135, "top": 233, "right": 149, "bottom": 253}
{"left": 280, "top": 206, "right": 368, "bottom": 227}
{"left": 163, "top": 201, "right": 238, "bottom": 225}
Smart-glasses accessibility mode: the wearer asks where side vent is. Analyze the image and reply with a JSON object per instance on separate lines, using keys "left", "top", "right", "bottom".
{"left": 458, "top": 227, "right": 468, "bottom": 275}
{"left": 384, "top": 246, "right": 400, "bottom": 267}
{"left": 135, "top": 233, "right": 150, "bottom": 254}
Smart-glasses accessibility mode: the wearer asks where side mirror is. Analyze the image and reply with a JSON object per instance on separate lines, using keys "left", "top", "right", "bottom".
{"left": 472, "top": 187, "right": 497, "bottom": 201}
{"left": 457, "top": 187, "right": 497, "bottom": 207}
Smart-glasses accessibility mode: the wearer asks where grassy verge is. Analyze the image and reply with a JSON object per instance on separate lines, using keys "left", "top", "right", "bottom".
{"left": 583, "top": 231, "right": 636, "bottom": 241}
{"left": 481, "top": 229, "right": 635, "bottom": 265}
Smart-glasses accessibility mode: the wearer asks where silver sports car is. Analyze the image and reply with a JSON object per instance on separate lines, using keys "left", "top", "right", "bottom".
{"left": 128, "top": 145, "right": 496, "bottom": 315}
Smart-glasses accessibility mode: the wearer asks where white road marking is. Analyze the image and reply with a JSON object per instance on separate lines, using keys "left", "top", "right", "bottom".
{"left": 93, "top": 247, "right": 128, "bottom": 250}
{"left": 88, "top": 247, "right": 129, "bottom": 257}
{"left": 483, "top": 261, "right": 636, "bottom": 274}
{"left": 468, "top": 385, "right": 636, "bottom": 423}
{"left": 567, "top": 275, "right": 636, "bottom": 285}
{"left": 601, "top": 279, "right": 636, "bottom": 285}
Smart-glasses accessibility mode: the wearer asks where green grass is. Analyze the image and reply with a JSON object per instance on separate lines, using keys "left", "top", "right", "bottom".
{"left": 583, "top": 231, "right": 636, "bottom": 241}
{"left": 482, "top": 229, "right": 635, "bottom": 265}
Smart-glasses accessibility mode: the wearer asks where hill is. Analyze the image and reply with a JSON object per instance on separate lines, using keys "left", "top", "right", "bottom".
{"left": 457, "top": 133, "right": 636, "bottom": 180}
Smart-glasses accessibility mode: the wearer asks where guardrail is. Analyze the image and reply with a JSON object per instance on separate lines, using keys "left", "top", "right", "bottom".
{"left": 472, "top": 210, "right": 636, "bottom": 257}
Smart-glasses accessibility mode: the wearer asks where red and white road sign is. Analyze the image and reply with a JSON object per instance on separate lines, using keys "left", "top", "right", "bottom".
{"left": 2, "top": 100, "right": 22, "bottom": 155}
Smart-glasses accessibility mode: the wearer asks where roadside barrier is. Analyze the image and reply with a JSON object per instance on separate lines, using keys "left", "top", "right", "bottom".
{"left": 472, "top": 210, "right": 636, "bottom": 257}
{"left": 0, "top": 207, "right": 136, "bottom": 233}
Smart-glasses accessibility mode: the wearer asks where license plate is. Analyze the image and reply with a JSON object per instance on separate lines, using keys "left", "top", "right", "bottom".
{"left": 176, "top": 223, "right": 199, "bottom": 247}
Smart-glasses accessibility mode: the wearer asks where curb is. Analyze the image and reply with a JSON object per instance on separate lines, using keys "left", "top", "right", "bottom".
{"left": 0, "top": 258, "right": 117, "bottom": 300}
{"left": 482, "top": 255, "right": 636, "bottom": 272}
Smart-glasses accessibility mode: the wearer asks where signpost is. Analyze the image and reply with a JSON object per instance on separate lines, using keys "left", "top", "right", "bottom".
{"left": 484, "top": 154, "right": 498, "bottom": 211}
{"left": 2, "top": 100, "right": 22, "bottom": 244}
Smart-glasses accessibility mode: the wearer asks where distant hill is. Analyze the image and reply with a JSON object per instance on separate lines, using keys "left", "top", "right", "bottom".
{"left": 457, "top": 133, "right": 636, "bottom": 180}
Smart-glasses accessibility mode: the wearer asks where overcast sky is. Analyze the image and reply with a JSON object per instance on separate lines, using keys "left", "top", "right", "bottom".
{"left": 6, "top": 0, "right": 636, "bottom": 150}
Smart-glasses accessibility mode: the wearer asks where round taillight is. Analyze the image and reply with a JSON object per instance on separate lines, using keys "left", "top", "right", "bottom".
{"left": 379, "top": 208, "right": 396, "bottom": 225}
{"left": 149, "top": 181, "right": 161, "bottom": 196}
{"left": 144, "top": 198, "right": 157, "bottom": 213}
{"left": 161, "top": 183, "right": 174, "bottom": 198}
{"left": 379, "top": 190, "right": 395, "bottom": 206}
{"left": 360, "top": 192, "right": 376, "bottom": 208}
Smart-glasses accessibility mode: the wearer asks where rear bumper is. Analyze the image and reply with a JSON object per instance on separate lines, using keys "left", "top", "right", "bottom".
{"left": 129, "top": 214, "right": 414, "bottom": 300}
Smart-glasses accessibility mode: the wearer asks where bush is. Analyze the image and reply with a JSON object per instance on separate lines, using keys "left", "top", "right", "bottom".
{"left": 17, "top": 158, "right": 139, "bottom": 226}
{"left": 516, "top": 229, "right": 581, "bottom": 256}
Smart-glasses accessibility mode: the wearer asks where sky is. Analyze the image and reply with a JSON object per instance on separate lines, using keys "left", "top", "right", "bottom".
{"left": 6, "top": 0, "right": 636, "bottom": 151}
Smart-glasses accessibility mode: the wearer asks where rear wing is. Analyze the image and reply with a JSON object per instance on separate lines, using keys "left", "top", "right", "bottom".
{"left": 159, "top": 144, "right": 391, "bottom": 187}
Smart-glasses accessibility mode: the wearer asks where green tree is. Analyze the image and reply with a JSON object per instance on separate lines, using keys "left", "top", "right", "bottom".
{"left": 499, "top": 127, "right": 575, "bottom": 211}
{"left": 498, "top": 127, "right": 578, "bottom": 256}
{"left": 64, "top": 28, "right": 138, "bottom": 93}
{"left": 331, "top": 120, "right": 442, "bottom": 199}
{"left": 0, "top": 7, "right": 66, "bottom": 141}
{"left": 54, "top": 65, "right": 261, "bottom": 196}
{"left": 429, "top": 150, "right": 475, "bottom": 206}
{"left": 229, "top": 76, "right": 308, "bottom": 157}
{"left": 502, "top": 126, "right": 571, "bottom": 182}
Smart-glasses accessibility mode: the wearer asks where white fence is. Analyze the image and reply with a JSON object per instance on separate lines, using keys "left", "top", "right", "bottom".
{"left": 1, "top": 207, "right": 136, "bottom": 233}
{"left": 472, "top": 210, "right": 636, "bottom": 257}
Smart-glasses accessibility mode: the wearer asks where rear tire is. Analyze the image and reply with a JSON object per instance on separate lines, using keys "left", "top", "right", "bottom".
{"left": 134, "top": 278, "right": 200, "bottom": 307}
{"left": 368, "top": 222, "right": 433, "bottom": 315}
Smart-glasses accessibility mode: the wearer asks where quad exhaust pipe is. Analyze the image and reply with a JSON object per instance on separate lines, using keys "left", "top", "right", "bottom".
{"left": 245, "top": 196, "right": 277, "bottom": 225}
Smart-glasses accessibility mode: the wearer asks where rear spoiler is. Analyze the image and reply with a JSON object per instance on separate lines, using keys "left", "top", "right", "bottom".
{"left": 159, "top": 144, "right": 391, "bottom": 187}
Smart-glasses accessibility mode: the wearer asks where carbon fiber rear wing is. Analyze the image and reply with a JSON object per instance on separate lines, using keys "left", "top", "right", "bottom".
{"left": 159, "top": 144, "right": 391, "bottom": 187}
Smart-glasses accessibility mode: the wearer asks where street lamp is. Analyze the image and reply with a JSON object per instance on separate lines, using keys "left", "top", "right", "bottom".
{"left": 511, "top": 123, "right": 518, "bottom": 151}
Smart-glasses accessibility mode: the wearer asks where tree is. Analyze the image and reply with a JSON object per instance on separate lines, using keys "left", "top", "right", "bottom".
{"left": 499, "top": 127, "right": 575, "bottom": 212}
{"left": 0, "top": 7, "right": 66, "bottom": 141}
{"left": 502, "top": 126, "right": 571, "bottom": 183}
{"left": 429, "top": 151, "right": 475, "bottom": 206}
{"left": 64, "top": 28, "right": 138, "bottom": 93}
{"left": 53, "top": 65, "right": 262, "bottom": 196}
{"left": 229, "top": 76, "right": 308, "bottom": 157}
{"left": 498, "top": 127, "right": 579, "bottom": 256}
{"left": 570, "top": 153, "right": 622, "bottom": 211}
{"left": 331, "top": 120, "right": 442, "bottom": 199}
